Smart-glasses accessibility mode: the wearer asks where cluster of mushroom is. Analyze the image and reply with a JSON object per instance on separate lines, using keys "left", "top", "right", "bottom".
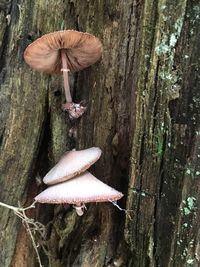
{"left": 24, "top": 30, "right": 123, "bottom": 215}
{"left": 24, "top": 30, "right": 103, "bottom": 119}
{"left": 35, "top": 147, "right": 123, "bottom": 216}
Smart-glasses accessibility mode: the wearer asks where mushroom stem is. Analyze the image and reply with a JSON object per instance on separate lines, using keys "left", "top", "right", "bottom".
{"left": 61, "top": 49, "right": 72, "bottom": 103}
{"left": 61, "top": 49, "right": 87, "bottom": 119}
{"left": 73, "top": 203, "right": 87, "bottom": 216}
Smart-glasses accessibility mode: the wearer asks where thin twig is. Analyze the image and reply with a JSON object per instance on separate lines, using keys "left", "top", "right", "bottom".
{"left": 0, "top": 201, "right": 45, "bottom": 267}
{"left": 21, "top": 208, "right": 43, "bottom": 267}
{"left": 109, "top": 200, "right": 133, "bottom": 220}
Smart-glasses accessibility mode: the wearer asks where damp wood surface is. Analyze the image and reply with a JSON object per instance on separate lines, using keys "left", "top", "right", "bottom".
{"left": 0, "top": 1, "right": 200, "bottom": 267}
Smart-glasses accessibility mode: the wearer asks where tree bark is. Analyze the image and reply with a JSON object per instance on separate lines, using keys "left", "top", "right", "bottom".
{"left": 0, "top": 1, "right": 199, "bottom": 267}
{"left": 125, "top": 0, "right": 200, "bottom": 266}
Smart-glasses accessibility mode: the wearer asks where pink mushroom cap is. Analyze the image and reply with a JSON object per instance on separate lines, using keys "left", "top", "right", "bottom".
{"left": 35, "top": 172, "right": 123, "bottom": 204}
{"left": 24, "top": 30, "right": 103, "bottom": 74}
{"left": 43, "top": 147, "right": 102, "bottom": 185}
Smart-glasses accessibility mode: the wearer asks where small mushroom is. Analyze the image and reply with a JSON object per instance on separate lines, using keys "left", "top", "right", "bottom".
{"left": 43, "top": 147, "right": 102, "bottom": 185}
{"left": 24, "top": 30, "right": 103, "bottom": 119}
{"left": 35, "top": 172, "right": 123, "bottom": 216}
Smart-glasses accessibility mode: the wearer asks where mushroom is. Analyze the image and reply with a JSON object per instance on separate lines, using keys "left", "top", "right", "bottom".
{"left": 24, "top": 30, "right": 103, "bottom": 119}
{"left": 43, "top": 147, "right": 102, "bottom": 185}
{"left": 35, "top": 172, "right": 123, "bottom": 216}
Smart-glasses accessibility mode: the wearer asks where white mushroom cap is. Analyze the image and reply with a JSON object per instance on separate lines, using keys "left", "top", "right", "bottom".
{"left": 35, "top": 172, "right": 123, "bottom": 204}
{"left": 43, "top": 147, "right": 102, "bottom": 185}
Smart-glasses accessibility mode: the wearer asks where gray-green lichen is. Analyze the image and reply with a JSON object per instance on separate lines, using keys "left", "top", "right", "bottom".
{"left": 180, "top": 197, "right": 197, "bottom": 216}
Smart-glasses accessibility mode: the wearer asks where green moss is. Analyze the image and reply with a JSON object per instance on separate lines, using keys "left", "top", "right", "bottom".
{"left": 154, "top": 128, "right": 165, "bottom": 156}
{"left": 58, "top": 211, "right": 77, "bottom": 249}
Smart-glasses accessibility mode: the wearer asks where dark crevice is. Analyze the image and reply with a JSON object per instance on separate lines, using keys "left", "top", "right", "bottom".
{"left": 124, "top": 1, "right": 134, "bottom": 83}
{"left": 26, "top": 33, "right": 35, "bottom": 42}
{"left": 54, "top": 90, "right": 61, "bottom": 97}
{"left": 158, "top": 134, "right": 167, "bottom": 199}
{"left": 134, "top": 131, "right": 145, "bottom": 243}
{"left": 25, "top": 111, "right": 54, "bottom": 265}
{"left": 72, "top": 72, "right": 79, "bottom": 102}
{"left": 143, "top": 0, "right": 159, "bottom": 86}
{"left": 139, "top": 131, "right": 145, "bottom": 167}
{"left": 153, "top": 196, "right": 159, "bottom": 266}
{"left": 125, "top": 1, "right": 143, "bottom": 152}
{"left": 24, "top": 108, "right": 50, "bottom": 198}
{"left": 153, "top": 131, "right": 167, "bottom": 267}
{"left": 0, "top": 128, "right": 4, "bottom": 147}
{"left": 0, "top": 0, "right": 12, "bottom": 74}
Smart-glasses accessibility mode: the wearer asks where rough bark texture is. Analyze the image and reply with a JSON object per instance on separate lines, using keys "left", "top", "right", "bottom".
{"left": 125, "top": 0, "right": 200, "bottom": 266}
{"left": 0, "top": 1, "right": 199, "bottom": 267}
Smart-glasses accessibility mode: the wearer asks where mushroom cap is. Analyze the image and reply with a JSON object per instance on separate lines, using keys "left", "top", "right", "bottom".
{"left": 35, "top": 172, "right": 123, "bottom": 204}
{"left": 24, "top": 30, "right": 103, "bottom": 74}
{"left": 43, "top": 147, "right": 102, "bottom": 185}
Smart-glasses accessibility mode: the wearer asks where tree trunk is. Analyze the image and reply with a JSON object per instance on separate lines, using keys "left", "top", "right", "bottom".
{"left": 0, "top": 1, "right": 199, "bottom": 267}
